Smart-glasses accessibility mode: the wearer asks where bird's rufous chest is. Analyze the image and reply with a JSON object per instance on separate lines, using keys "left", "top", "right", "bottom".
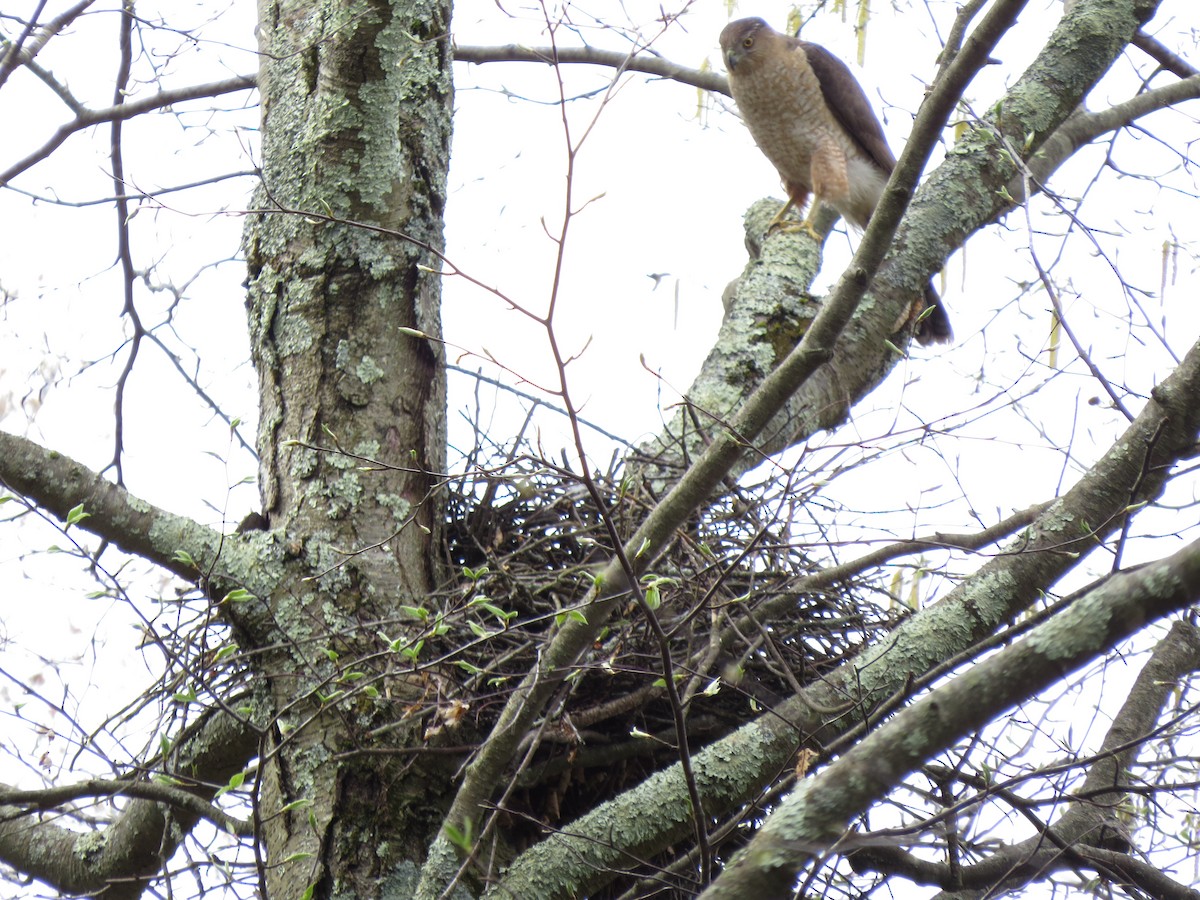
{"left": 728, "top": 47, "right": 846, "bottom": 187}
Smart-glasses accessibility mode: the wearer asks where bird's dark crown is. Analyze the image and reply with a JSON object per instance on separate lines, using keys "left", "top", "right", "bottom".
{"left": 720, "top": 17, "right": 776, "bottom": 73}
{"left": 719, "top": 17, "right": 771, "bottom": 54}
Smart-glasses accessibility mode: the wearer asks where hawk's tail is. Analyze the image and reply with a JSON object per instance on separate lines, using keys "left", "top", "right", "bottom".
{"left": 916, "top": 283, "right": 953, "bottom": 345}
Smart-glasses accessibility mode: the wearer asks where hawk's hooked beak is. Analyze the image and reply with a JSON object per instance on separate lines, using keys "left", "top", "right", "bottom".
{"left": 724, "top": 48, "right": 743, "bottom": 72}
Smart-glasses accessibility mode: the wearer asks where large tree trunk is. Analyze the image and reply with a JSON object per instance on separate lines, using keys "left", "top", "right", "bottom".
{"left": 243, "top": 0, "right": 452, "bottom": 894}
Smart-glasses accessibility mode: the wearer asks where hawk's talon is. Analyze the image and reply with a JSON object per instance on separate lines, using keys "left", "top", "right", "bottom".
{"left": 765, "top": 203, "right": 821, "bottom": 241}
{"left": 767, "top": 216, "right": 821, "bottom": 241}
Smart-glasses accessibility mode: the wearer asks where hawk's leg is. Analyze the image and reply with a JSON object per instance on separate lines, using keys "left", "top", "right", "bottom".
{"left": 766, "top": 187, "right": 820, "bottom": 240}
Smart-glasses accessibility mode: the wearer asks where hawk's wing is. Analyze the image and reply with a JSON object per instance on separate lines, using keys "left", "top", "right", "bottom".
{"left": 797, "top": 40, "right": 897, "bottom": 176}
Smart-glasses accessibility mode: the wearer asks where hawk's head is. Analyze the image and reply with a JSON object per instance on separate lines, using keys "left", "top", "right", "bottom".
{"left": 719, "top": 18, "right": 775, "bottom": 75}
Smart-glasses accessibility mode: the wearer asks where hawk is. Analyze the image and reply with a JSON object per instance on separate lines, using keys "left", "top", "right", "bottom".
{"left": 719, "top": 17, "right": 952, "bottom": 344}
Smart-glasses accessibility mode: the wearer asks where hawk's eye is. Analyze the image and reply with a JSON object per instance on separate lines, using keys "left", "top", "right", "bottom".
{"left": 742, "top": 36, "right": 754, "bottom": 49}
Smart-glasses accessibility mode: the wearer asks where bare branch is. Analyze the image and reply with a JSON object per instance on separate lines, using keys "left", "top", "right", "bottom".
{"left": 0, "top": 430, "right": 226, "bottom": 580}
{"left": 1014, "top": 73, "right": 1200, "bottom": 202}
{"left": 0, "top": 777, "right": 253, "bottom": 837}
{"left": 0, "top": 0, "right": 96, "bottom": 93}
{"left": 699, "top": 540, "right": 1200, "bottom": 898}
{"left": 453, "top": 43, "right": 729, "bottom": 95}
{"left": 739, "top": 501, "right": 1053, "bottom": 632}
{"left": 1132, "top": 29, "right": 1198, "bottom": 79}
{"left": 0, "top": 705, "right": 256, "bottom": 899}
{"left": 849, "top": 620, "right": 1200, "bottom": 897}
{"left": 0, "top": 74, "right": 255, "bottom": 186}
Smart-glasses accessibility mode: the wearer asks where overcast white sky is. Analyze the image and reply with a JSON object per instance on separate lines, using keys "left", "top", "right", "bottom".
{"left": 0, "top": 0, "right": 1197, "bottom": 855}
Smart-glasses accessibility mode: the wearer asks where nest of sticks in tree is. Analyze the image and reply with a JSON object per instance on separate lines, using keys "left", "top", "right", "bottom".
{"left": 437, "top": 447, "right": 906, "bottom": 848}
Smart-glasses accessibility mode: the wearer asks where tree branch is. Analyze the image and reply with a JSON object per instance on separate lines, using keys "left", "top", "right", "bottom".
{"left": 0, "top": 777, "right": 253, "bottom": 837}
{"left": 0, "top": 0, "right": 95, "bottom": 94}
{"left": 699, "top": 540, "right": 1200, "bottom": 898}
{"left": 718, "top": 501, "right": 1053, "bottom": 651}
{"left": 0, "top": 704, "right": 257, "bottom": 899}
{"left": 849, "top": 620, "right": 1200, "bottom": 897}
{"left": 0, "top": 74, "right": 256, "bottom": 186}
{"left": 0, "top": 431, "right": 226, "bottom": 580}
{"left": 1012, "top": 72, "right": 1200, "bottom": 203}
{"left": 453, "top": 43, "right": 729, "bottom": 95}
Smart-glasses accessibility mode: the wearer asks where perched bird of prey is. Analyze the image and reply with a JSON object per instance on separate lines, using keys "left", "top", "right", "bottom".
{"left": 719, "top": 17, "right": 952, "bottom": 344}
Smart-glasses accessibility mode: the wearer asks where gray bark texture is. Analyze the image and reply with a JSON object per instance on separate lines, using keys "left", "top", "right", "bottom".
{"left": 241, "top": 0, "right": 454, "bottom": 895}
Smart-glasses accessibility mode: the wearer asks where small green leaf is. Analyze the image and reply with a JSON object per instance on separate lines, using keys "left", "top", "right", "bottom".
{"left": 644, "top": 586, "right": 660, "bottom": 610}
{"left": 635, "top": 536, "right": 651, "bottom": 558}
{"left": 221, "top": 588, "right": 254, "bottom": 604}
{"left": 444, "top": 819, "right": 474, "bottom": 852}
{"left": 555, "top": 609, "right": 589, "bottom": 627}
{"left": 173, "top": 549, "right": 196, "bottom": 567}
{"left": 469, "top": 596, "right": 516, "bottom": 623}
{"left": 467, "top": 620, "right": 492, "bottom": 639}
{"left": 216, "top": 769, "right": 248, "bottom": 797}
{"left": 65, "top": 503, "right": 90, "bottom": 527}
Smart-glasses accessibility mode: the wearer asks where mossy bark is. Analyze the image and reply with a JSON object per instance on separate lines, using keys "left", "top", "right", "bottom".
{"left": 243, "top": 0, "right": 452, "bottom": 895}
